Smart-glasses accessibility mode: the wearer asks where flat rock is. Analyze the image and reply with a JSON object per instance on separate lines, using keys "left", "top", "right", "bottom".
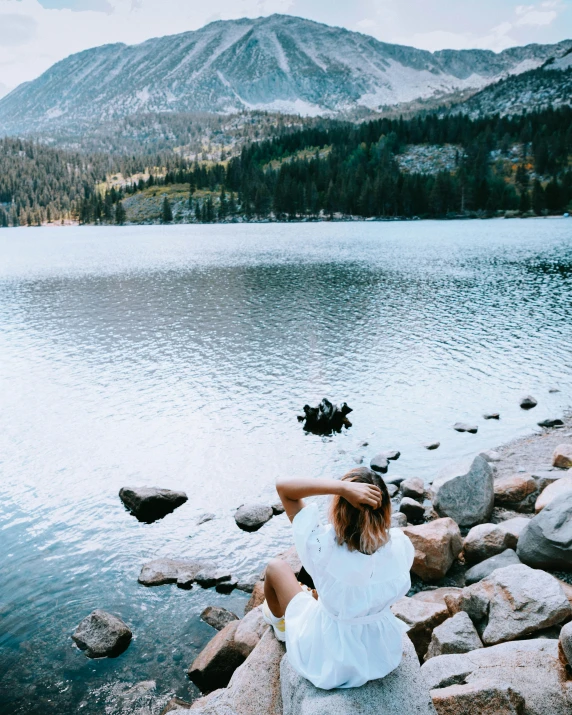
{"left": 422, "top": 639, "right": 571, "bottom": 715}
{"left": 519, "top": 395, "right": 538, "bottom": 410}
{"left": 201, "top": 607, "right": 239, "bottom": 631}
{"left": 370, "top": 454, "right": 389, "bottom": 473}
{"left": 403, "top": 518, "right": 463, "bottom": 581}
{"left": 493, "top": 474, "right": 538, "bottom": 511}
{"left": 424, "top": 442, "right": 441, "bottom": 450}
{"left": 465, "top": 549, "right": 522, "bottom": 585}
{"left": 535, "top": 477, "right": 572, "bottom": 512}
{"left": 138, "top": 559, "right": 216, "bottom": 588}
{"left": 538, "top": 418, "right": 564, "bottom": 428}
{"left": 233, "top": 607, "right": 269, "bottom": 658}
{"left": 453, "top": 423, "right": 478, "bottom": 434}
{"left": 430, "top": 680, "right": 525, "bottom": 714}
{"left": 425, "top": 612, "right": 483, "bottom": 661}
{"left": 401, "top": 477, "right": 425, "bottom": 500}
{"left": 72, "top": 610, "right": 132, "bottom": 658}
{"left": 432, "top": 456, "right": 494, "bottom": 527}
{"left": 463, "top": 523, "right": 517, "bottom": 564}
{"left": 190, "top": 629, "right": 285, "bottom": 715}
{"left": 400, "top": 497, "right": 426, "bottom": 523}
{"left": 188, "top": 620, "right": 246, "bottom": 693}
{"left": 517, "top": 491, "right": 572, "bottom": 571}
{"left": 234, "top": 504, "right": 273, "bottom": 532}
{"left": 457, "top": 564, "right": 571, "bottom": 645}
{"left": 281, "top": 634, "right": 437, "bottom": 715}
{"left": 391, "top": 596, "right": 450, "bottom": 660}
{"left": 119, "top": 486, "right": 188, "bottom": 523}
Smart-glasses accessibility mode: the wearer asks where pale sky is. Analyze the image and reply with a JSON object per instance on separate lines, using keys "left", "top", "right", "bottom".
{"left": 0, "top": 0, "right": 571, "bottom": 96}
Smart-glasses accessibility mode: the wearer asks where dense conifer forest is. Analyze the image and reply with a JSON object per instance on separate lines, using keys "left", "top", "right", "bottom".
{"left": 1, "top": 107, "right": 571, "bottom": 227}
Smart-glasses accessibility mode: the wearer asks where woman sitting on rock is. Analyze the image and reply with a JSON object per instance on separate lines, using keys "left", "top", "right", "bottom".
{"left": 262, "top": 467, "right": 414, "bottom": 690}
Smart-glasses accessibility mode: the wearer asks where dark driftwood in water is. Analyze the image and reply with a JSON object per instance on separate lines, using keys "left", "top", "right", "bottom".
{"left": 298, "top": 398, "right": 353, "bottom": 434}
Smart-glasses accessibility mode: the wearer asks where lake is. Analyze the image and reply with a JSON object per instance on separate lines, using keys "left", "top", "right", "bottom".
{"left": 1, "top": 219, "right": 571, "bottom": 713}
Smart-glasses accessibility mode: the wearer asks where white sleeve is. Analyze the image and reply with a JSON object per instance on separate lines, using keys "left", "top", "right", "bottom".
{"left": 292, "top": 502, "right": 324, "bottom": 576}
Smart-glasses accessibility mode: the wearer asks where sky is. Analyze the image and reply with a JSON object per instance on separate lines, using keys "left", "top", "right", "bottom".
{"left": 0, "top": 0, "right": 571, "bottom": 96}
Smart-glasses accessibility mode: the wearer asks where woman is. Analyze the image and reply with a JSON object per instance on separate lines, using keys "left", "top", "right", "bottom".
{"left": 262, "top": 467, "right": 414, "bottom": 690}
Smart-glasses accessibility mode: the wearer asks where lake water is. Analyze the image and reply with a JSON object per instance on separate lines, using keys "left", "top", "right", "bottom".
{"left": 1, "top": 219, "right": 571, "bottom": 713}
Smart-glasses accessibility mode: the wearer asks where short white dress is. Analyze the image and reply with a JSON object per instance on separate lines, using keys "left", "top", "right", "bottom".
{"left": 285, "top": 503, "right": 415, "bottom": 690}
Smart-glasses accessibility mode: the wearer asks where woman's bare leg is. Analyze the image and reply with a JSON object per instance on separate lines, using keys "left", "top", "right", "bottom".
{"left": 264, "top": 559, "right": 302, "bottom": 618}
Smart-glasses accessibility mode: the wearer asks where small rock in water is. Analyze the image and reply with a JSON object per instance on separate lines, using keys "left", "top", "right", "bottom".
{"left": 520, "top": 395, "right": 538, "bottom": 410}
{"left": 400, "top": 477, "right": 425, "bottom": 501}
{"left": 549, "top": 387, "right": 561, "bottom": 393}
{"left": 370, "top": 454, "right": 389, "bottom": 474}
{"left": 119, "top": 486, "right": 188, "bottom": 523}
{"left": 453, "top": 422, "right": 478, "bottom": 434}
{"left": 195, "top": 567, "right": 233, "bottom": 589}
{"left": 72, "top": 610, "right": 132, "bottom": 658}
{"left": 380, "top": 450, "right": 401, "bottom": 461}
{"left": 235, "top": 575, "right": 259, "bottom": 594}
{"left": 201, "top": 606, "right": 239, "bottom": 631}
{"left": 538, "top": 418, "right": 564, "bottom": 428}
{"left": 424, "top": 441, "right": 440, "bottom": 450}
{"left": 138, "top": 558, "right": 206, "bottom": 587}
{"left": 216, "top": 578, "right": 238, "bottom": 594}
{"left": 399, "top": 497, "right": 425, "bottom": 524}
{"left": 387, "top": 483, "right": 399, "bottom": 498}
{"left": 483, "top": 413, "right": 500, "bottom": 420}
{"left": 298, "top": 398, "right": 352, "bottom": 435}
{"left": 234, "top": 504, "right": 273, "bottom": 532}
{"left": 196, "top": 513, "right": 216, "bottom": 525}
{"left": 271, "top": 502, "right": 285, "bottom": 515}
{"left": 353, "top": 455, "right": 364, "bottom": 465}
{"left": 385, "top": 474, "right": 406, "bottom": 486}
{"left": 552, "top": 444, "right": 572, "bottom": 469}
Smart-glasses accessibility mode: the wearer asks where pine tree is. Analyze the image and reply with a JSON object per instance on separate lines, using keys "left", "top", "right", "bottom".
{"left": 531, "top": 179, "right": 546, "bottom": 216}
{"left": 161, "top": 196, "right": 173, "bottom": 223}
{"left": 115, "top": 201, "right": 126, "bottom": 225}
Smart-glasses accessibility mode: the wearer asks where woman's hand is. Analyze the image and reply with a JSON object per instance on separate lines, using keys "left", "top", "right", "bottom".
{"left": 341, "top": 481, "right": 382, "bottom": 510}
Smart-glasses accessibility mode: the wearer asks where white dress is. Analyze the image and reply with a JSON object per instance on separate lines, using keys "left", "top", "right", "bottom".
{"left": 285, "top": 503, "right": 415, "bottom": 690}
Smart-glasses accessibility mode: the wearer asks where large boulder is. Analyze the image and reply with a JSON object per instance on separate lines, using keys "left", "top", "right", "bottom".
{"left": 422, "top": 639, "right": 572, "bottom": 715}
{"left": 401, "top": 477, "right": 425, "bottom": 500}
{"left": 391, "top": 597, "right": 450, "bottom": 660}
{"left": 188, "top": 620, "right": 246, "bottom": 693}
{"left": 403, "top": 518, "right": 463, "bottom": 581}
{"left": 463, "top": 523, "right": 517, "bottom": 564}
{"left": 516, "top": 491, "right": 572, "bottom": 571}
{"left": 233, "top": 607, "right": 268, "bottom": 658}
{"left": 280, "top": 634, "right": 437, "bottom": 715}
{"left": 424, "top": 612, "right": 483, "bottom": 661}
{"left": 432, "top": 456, "right": 494, "bottom": 527}
{"left": 553, "top": 444, "right": 572, "bottom": 469}
{"left": 493, "top": 474, "right": 538, "bottom": 512}
{"left": 190, "top": 629, "right": 285, "bottom": 715}
{"left": 464, "top": 549, "right": 521, "bottom": 585}
{"left": 535, "top": 477, "right": 572, "bottom": 513}
{"left": 201, "top": 607, "right": 239, "bottom": 631}
{"left": 559, "top": 621, "right": 572, "bottom": 667}
{"left": 412, "top": 588, "right": 463, "bottom": 608}
{"left": 234, "top": 505, "right": 273, "bottom": 532}
{"left": 456, "top": 564, "right": 571, "bottom": 645}
{"left": 497, "top": 517, "right": 531, "bottom": 543}
{"left": 244, "top": 581, "right": 265, "bottom": 614}
{"left": 71, "top": 610, "right": 132, "bottom": 658}
{"left": 119, "top": 486, "right": 187, "bottom": 523}
{"left": 400, "top": 497, "right": 426, "bottom": 523}
{"left": 430, "top": 681, "right": 525, "bottom": 714}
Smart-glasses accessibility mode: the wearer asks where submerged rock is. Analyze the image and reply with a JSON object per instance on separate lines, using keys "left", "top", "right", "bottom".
{"left": 517, "top": 491, "right": 572, "bottom": 570}
{"left": 432, "top": 456, "right": 494, "bottom": 527}
{"left": 201, "top": 606, "right": 239, "bottom": 631}
{"left": 402, "top": 518, "right": 463, "bottom": 581}
{"left": 119, "top": 486, "right": 188, "bottom": 523}
{"left": 234, "top": 504, "right": 273, "bottom": 532}
{"left": 298, "top": 398, "right": 352, "bottom": 435}
{"left": 72, "top": 610, "right": 132, "bottom": 658}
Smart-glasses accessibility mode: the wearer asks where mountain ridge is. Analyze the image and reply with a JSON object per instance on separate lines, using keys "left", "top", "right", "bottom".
{"left": 0, "top": 14, "right": 571, "bottom": 134}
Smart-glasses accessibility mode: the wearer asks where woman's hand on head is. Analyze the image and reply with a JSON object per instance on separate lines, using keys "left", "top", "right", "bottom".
{"left": 341, "top": 482, "right": 382, "bottom": 510}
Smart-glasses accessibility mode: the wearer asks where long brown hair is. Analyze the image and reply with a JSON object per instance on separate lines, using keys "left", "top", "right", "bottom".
{"left": 329, "top": 467, "right": 392, "bottom": 555}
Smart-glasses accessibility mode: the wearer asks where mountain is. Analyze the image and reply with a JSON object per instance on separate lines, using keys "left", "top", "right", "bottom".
{"left": 449, "top": 48, "right": 572, "bottom": 118}
{"left": 0, "top": 14, "right": 571, "bottom": 135}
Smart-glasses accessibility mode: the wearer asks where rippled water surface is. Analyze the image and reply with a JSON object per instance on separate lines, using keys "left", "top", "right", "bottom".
{"left": 1, "top": 220, "right": 571, "bottom": 713}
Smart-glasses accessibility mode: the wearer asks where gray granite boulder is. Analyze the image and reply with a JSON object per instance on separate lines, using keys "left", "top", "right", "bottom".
{"left": 391, "top": 597, "right": 449, "bottom": 660}
{"left": 424, "top": 612, "right": 483, "bottom": 661}
{"left": 201, "top": 607, "right": 239, "bottom": 631}
{"left": 463, "top": 523, "right": 517, "bottom": 564}
{"left": 465, "top": 549, "right": 521, "bottom": 585}
{"left": 538, "top": 418, "right": 564, "bottom": 428}
{"left": 559, "top": 621, "right": 572, "bottom": 667}
{"left": 138, "top": 558, "right": 227, "bottom": 589}
{"left": 424, "top": 442, "right": 440, "bottom": 450}
{"left": 422, "top": 639, "right": 572, "bottom": 715}
{"left": 399, "top": 497, "right": 425, "bottom": 523}
{"left": 234, "top": 504, "right": 273, "bottom": 532}
{"left": 72, "top": 610, "right": 132, "bottom": 658}
{"left": 119, "top": 486, "right": 188, "bottom": 523}
{"left": 432, "top": 456, "right": 494, "bottom": 527}
{"left": 430, "top": 680, "right": 525, "bottom": 714}
{"left": 401, "top": 477, "right": 425, "bottom": 500}
{"left": 516, "top": 491, "right": 572, "bottom": 571}
{"left": 188, "top": 620, "right": 246, "bottom": 692}
{"left": 281, "top": 634, "right": 436, "bottom": 715}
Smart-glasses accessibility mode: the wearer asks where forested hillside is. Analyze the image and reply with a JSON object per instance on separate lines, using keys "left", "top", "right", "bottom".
{"left": 1, "top": 107, "right": 571, "bottom": 227}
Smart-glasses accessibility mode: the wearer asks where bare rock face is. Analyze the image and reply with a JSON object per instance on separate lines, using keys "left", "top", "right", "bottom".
{"left": 401, "top": 477, "right": 425, "bottom": 500}
{"left": 463, "top": 523, "right": 517, "bottom": 564}
{"left": 457, "top": 564, "right": 571, "bottom": 645}
{"left": 391, "top": 597, "right": 450, "bottom": 659}
{"left": 233, "top": 607, "right": 268, "bottom": 658}
{"left": 422, "top": 639, "right": 571, "bottom": 715}
{"left": 493, "top": 474, "right": 538, "bottom": 511}
{"left": 72, "top": 610, "right": 132, "bottom": 658}
{"left": 552, "top": 444, "right": 572, "bottom": 469}
{"left": 432, "top": 456, "right": 494, "bottom": 527}
{"left": 119, "top": 486, "right": 188, "bottom": 523}
{"left": 559, "top": 621, "right": 572, "bottom": 667}
{"left": 234, "top": 504, "right": 273, "bottom": 532}
{"left": 402, "top": 518, "right": 463, "bottom": 581}
{"left": 535, "top": 477, "right": 572, "bottom": 512}
{"left": 424, "top": 612, "right": 483, "bottom": 661}
{"left": 465, "top": 549, "right": 521, "bottom": 585}
{"left": 430, "top": 681, "right": 525, "bottom": 714}
{"left": 281, "top": 634, "right": 437, "bottom": 715}
{"left": 201, "top": 607, "right": 239, "bottom": 631}
{"left": 400, "top": 497, "right": 426, "bottom": 524}
{"left": 188, "top": 620, "right": 246, "bottom": 693}
{"left": 517, "top": 491, "right": 572, "bottom": 571}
